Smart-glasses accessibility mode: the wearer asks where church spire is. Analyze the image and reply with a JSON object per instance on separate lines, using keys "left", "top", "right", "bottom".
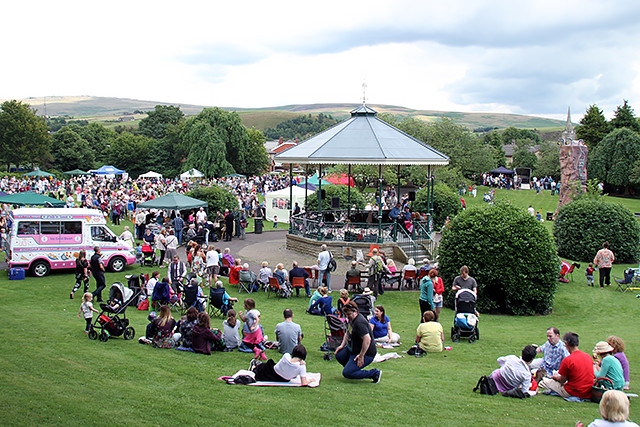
{"left": 562, "top": 106, "right": 576, "bottom": 145}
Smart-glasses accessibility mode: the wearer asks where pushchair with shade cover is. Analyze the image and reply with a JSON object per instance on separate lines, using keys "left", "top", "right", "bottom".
{"left": 319, "top": 314, "right": 348, "bottom": 352}
{"left": 450, "top": 288, "right": 479, "bottom": 343}
{"left": 89, "top": 282, "right": 140, "bottom": 342}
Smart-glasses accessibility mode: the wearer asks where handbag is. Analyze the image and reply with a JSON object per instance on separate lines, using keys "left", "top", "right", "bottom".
{"left": 591, "top": 377, "right": 614, "bottom": 403}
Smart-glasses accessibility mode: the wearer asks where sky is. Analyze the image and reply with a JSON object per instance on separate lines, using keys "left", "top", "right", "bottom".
{"left": 3, "top": 1, "right": 640, "bottom": 120}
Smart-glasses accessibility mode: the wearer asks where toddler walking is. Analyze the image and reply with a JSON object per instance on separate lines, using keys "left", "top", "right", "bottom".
{"left": 78, "top": 292, "right": 99, "bottom": 334}
{"left": 585, "top": 263, "right": 595, "bottom": 287}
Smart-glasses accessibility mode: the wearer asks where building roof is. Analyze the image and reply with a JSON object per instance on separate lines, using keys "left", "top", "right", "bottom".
{"left": 275, "top": 105, "right": 449, "bottom": 166}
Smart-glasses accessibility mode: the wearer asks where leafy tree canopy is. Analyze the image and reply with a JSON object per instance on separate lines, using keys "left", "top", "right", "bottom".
{"left": 50, "top": 127, "right": 95, "bottom": 172}
{"left": 304, "top": 185, "right": 367, "bottom": 211}
{"left": 187, "top": 186, "right": 238, "bottom": 214}
{"left": 412, "top": 183, "right": 461, "bottom": 228}
{"left": 610, "top": 100, "right": 640, "bottom": 133}
{"left": 264, "top": 113, "right": 339, "bottom": 140}
{"left": 576, "top": 104, "right": 610, "bottom": 150}
{"left": 0, "top": 100, "right": 51, "bottom": 170}
{"left": 588, "top": 128, "right": 640, "bottom": 191}
{"left": 138, "top": 105, "right": 185, "bottom": 140}
{"left": 106, "top": 132, "right": 154, "bottom": 178}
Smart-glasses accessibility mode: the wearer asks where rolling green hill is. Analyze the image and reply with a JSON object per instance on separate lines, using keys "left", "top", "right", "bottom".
{"left": 7, "top": 96, "right": 567, "bottom": 131}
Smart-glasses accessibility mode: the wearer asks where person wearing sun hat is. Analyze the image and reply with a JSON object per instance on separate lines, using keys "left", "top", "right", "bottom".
{"left": 593, "top": 341, "right": 625, "bottom": 391}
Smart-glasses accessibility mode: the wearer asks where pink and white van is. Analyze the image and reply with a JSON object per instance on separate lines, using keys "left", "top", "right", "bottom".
{"left": 8, "top": 208, "right": 136, "bottom": 277}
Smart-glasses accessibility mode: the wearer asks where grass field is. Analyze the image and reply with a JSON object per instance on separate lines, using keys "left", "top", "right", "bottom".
{"left": 2, "top": 189, "right": 640, "bottom": 426}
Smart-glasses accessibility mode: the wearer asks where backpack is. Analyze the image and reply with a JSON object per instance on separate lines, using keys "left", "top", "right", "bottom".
{"left": 473, "top": 375, "right": 499, "bottom": 395}
{"left": 327, "top": 252, "right": 337, "bottom": 272}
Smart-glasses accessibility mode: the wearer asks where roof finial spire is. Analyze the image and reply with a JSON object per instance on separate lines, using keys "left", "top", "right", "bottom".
{"left": 362, "top": 81, "right": 367, "bottom": 105}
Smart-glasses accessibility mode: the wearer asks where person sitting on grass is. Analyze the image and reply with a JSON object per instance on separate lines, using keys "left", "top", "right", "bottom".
{"left": 413, "top": 310, "right": 443, "bottom": 356}
{"left": 250, "top": 344, "right": 315, "bottom": 386}
{"left": 489, "top": 345, "right": 537, "bottom": 394}
{"left": 191, "top": 312, "right": 224, "bottom": 355}
{"left": 593, "top": 341, "right": 625, "bottom": 391}
{"left": 607, "top": 336, "right": 630, "bottom": 390}
{"left": 369, "top": 305, "right": 400, "bottom": 344}
{"left": 308, "top": 287, "right": 335, "bottom": 315}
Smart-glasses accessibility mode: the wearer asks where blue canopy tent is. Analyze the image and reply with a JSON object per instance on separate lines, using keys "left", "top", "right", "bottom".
{"left": 91, "top": 165, "right": 126, "bottom": 175}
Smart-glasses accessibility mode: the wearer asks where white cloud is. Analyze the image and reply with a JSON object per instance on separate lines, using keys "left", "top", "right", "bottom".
{"left": 2, "top": 0, "right": 640, "bottom": 119}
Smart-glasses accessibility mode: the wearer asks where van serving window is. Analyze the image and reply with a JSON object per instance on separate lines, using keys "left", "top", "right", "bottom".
{"left": 40, "top": 221, "right": 61, "bottom": 235}
{"left": 17, "top": 221, "right": 40, "bottom": 235}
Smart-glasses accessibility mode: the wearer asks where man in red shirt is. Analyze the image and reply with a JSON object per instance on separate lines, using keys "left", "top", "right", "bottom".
{"left": 539, "top": 332, "right": 594, "bottom": 399}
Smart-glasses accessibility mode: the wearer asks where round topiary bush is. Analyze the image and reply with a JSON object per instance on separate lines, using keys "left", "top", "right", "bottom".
{"left": 187, "top": 186, "right": 238, "bottom": 213}
{"left": 413, "top": 184, "right": 461, "bottom": 228}
{"left": 554, "top": 198, "right": 640, "bottom": 263}
{"left": 439, "top": 202, "right": 559, "bottom": 315}
{"left": 304, "top": 185, "right": 366, "bottom": 211}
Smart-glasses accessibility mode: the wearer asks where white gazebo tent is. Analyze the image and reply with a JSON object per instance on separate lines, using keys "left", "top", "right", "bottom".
{"left": 264, "top": 186, "right": 314, "bottom": 223}
{"left": 139, "top": 171, "right": 163, "bottom": 178}
{"left": 179, "top": 168, "right": 204, "bottom": 179}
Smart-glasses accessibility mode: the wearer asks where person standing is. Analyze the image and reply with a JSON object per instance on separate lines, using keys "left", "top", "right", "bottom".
{"left": 224, "top": 209, "right": 234, "bottom": 242}
{"left": 452, "top": 265, "right": 478, "bottom": 295}
{"left": 274, "top": 308, "right": 303, "bottom": 356}
{"left": 164, "top": 229, "right": 179, "bottom": 261}
{"left": 135, "top": 209, "right": 146, "bottom": 240}
{"left": 317, "top": 244, "right": 332, "bottom": 292}
{"left": 419, "top": 269, "right": 435, "bottom": 323}
{"left": 334, "top": 302, "right": 382, "bottom": 383}
{"left": 173, "top": 213, "right": 185, "bottom": 245}
{"left": 594, "top": 241, "right": 615, "bottom": 288}
{"left": 90, "top": 246, "right": 106, "bottom": 302}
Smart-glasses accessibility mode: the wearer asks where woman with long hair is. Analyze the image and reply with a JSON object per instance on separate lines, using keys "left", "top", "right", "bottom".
{"left": 369, "top": 305, "right": 400, "bottom": 344}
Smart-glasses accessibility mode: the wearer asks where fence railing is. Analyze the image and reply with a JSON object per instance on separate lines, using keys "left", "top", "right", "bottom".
{"left": 289, "top": 212, "right": 435, "bottom": 256}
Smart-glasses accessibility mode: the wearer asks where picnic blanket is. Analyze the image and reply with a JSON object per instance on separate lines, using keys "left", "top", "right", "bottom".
{"left": 219, "top": 369, "right": 321, "bottom": 387}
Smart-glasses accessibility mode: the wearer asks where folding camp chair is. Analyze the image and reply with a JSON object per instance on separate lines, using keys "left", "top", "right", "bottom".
{"left": 614, "top": 269, "right": 635, "bottom": 293}
{"left": 208, "top": 287, "right": 232, "bottom": 318}
{"left": 238, "top": 269, "right": 257, "bottom": 294}
{"left": 304, "top": 267, "right": 318, "bottom": 288}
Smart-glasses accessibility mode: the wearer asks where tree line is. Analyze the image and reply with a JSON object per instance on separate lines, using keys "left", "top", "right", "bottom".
{"left": 0, "top": 102, "right": 271, "bottom": 178}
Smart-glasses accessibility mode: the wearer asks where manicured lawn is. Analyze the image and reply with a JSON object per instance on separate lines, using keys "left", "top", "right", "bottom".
{"left": 2, "top": 190, "right": 640, "bottom": 426}
{"left": 1, "top": 260, "right": 639, "bottom": 426}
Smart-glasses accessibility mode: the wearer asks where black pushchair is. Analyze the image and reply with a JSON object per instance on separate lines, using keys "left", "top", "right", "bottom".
{"left": 450, "top": 288, "right": 479, "bottom": 343}
{"left": 320, "top": 314, "right": 348, "bottom": 352}
{"left": 89, "top": 282, "right": 140, "bottom": 342}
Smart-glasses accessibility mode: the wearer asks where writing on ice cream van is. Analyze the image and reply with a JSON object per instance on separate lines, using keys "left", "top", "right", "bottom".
{"left": 8, "top": 208, "right": 137, "bottom": 277}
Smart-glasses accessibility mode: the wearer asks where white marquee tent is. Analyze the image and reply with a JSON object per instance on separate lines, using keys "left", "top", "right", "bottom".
{"left": 179, "top": 168, "right": 204, "bottom": 179}
{"left": 264, "top": 186, "right": 314, "bottom": 223}
{"left": 139, "top": 171, "right": 163, "bottom": 178}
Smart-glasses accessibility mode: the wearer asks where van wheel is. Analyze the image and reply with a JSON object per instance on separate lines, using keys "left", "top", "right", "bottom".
{"left": 108, "top": 256, "right": 126, "bottom": 273}
{"left": 30, "top": 260, "right": 50, "bottom": 277}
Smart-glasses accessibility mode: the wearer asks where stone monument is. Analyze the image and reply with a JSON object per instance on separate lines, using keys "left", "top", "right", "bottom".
{"left": 556, "top": 107, "right": 588, "bottom": 215}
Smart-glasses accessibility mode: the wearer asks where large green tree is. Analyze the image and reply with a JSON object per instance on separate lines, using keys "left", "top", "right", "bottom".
{"left": 147, "top": 122, "right": 185, "bottom": 179}
{"left": 181, "top": 108, "right": 249, "bottom": 177}
{"left": 244, "top": 128, "right": 270, "bottom": 176}
{"left": 138, "top": 105, "right": 184, "bottom": 140}
{"left": 610, "top": 100, "right": 640, "bottom": 133}
{"left": 106, "top": 132, "right": 153, "bottom": 177}
{"left": 50, "top": 127, "right": 95, "bottom": 171}
{"left": 0, "top": 100, "right": 51, "bottom": 170}
{"left": 589, "top": 128, "right": 640, "bottom": 191}
{"left": 533, "top": 140, "right": 560, "bottom": 180}
{"left": 576, "top": 104, "right": 610, "bottom": 150}
{"left": 73, "top": 123, "right": 116, "bottom": 165}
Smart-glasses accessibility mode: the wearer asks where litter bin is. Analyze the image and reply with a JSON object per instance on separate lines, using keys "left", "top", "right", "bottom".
{"left": 254, "top": 218, "right": 263, "bottom": 234}
{"left": 546, "top": 212, "right": 553, "bottom": 221}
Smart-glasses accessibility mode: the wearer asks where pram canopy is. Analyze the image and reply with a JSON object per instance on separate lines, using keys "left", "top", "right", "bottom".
{"left": 454, "top": 288, "right": 476, "bottom": 314}
{"left": 110, "top": 282, "right": 134, "bottom": 305}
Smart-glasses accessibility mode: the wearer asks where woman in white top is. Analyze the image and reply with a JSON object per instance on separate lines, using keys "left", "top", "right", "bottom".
{"left": 251, "top": 344, "right": 314, "bottom": 386}
{"left": 146, "top": 271, "right": 160, "bottom": 297}
{"left": 119, "top": 226, "right": 135, "bottom": 248}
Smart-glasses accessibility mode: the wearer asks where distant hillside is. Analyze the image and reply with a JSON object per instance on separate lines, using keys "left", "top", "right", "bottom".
{"left": 7, "top": 96, "right": 567, "bottom": 131}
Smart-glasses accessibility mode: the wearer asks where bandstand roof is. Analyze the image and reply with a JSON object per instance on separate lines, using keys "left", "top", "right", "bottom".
{"left": 275, "top": 105, "right": 449, "bottom": 166}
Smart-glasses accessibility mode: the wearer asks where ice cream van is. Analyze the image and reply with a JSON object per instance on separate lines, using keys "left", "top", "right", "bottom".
{"left": 8, "top": 208, "right": 137, "bottom": 277}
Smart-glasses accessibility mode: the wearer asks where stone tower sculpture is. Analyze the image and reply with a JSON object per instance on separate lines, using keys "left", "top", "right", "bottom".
{"left": 556, "top": 107, "right": 588, "bottom": 215}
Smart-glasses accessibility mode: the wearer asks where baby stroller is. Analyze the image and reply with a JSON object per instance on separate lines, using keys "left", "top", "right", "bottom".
{"left": 450, "top": 288, "right": 479, "bottom": 343}
{"left": 140, "top": 242, "right": 156, "bottom": 267}
{"left": 319, "top": 314, "right": 348, "bottom": 352}
{"left": 89, "top": 282, "right": 140, "bottom": 342}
